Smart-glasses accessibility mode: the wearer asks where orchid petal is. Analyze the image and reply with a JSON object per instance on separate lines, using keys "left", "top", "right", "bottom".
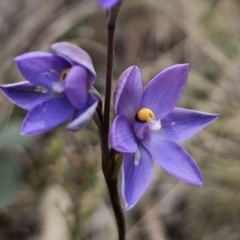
{"left": 160, "top": 108, "right": 219, "bottom": 142}
{"left": 65, "top": 66, "right": 88, "bottom": 110}
{"left": 51, "top": 42, "right": 96, "bottom": 85}
{"left": 114, "top": 66, "right": 143, "bottom": 121}
{"left": 97, "top": 0, "right": 121, "bottom": 10}
{"left": 15, "top": 52, "right": 71, "bottom": 89}
{"left": 133, "top": 120, "right": 151, "bottom": 140}
{"left": 110, "top": 115, "right": 138, "bottom": 153}
{"left": 142, "top": 134, "right": 202, "bottom": 185}
{"left": 142, "top": 64, "right": 189, "bottom": 119}
{"left": 21, "top": 96, "right": 74, "bottom": 135}
{"left": 67, "top": 94, "right": 98, "bottom": 132}
{"left": 0, "top": 81, "right": 52, "bottom": 110}
{"left": 122, "top": 144, "right": 154, "bottom": 210}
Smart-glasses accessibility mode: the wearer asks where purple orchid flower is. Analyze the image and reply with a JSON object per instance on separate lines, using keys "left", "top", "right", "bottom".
{"left": 0, "top": 42, "right": 98, "bottom": 135}
{"left": 97, "top": 0, "right": 121, "bottom": 10}
{"left": 110, "top": 64, "right": 218, "bottom": 210}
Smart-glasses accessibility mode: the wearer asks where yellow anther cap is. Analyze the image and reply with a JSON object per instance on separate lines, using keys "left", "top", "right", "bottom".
{"left": 60, "top": 68, "right": 71, "bottom": 80}
{"left": 137, "top": 108, "right": 155, "bottom": 122}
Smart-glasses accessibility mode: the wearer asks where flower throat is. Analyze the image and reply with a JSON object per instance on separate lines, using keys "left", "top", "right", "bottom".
{"left": 136, "top": 108, "right": 161, "bottom": 131}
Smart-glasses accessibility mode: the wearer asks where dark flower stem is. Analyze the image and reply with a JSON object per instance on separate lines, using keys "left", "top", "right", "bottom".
{"left": 106, "top": 171, "right": 126, "bottom": 240}
{"left": 100, "top": 4, "right": 126, "bottom": 240}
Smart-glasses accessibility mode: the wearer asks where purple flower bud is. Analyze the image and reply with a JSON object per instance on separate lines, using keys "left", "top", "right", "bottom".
{"left": 96, "top": 0, "right": 121, "bottom": 10}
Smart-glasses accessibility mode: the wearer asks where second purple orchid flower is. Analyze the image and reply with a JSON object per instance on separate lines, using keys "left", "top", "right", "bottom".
{"left": 0, "top": 42, "right": 98, "bottom": 135}
{"left": 110, "top": 64, "right": 218, "bottom": 210}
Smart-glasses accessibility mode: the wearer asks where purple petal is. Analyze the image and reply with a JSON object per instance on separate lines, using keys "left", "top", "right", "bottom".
{"left": 0, "top": 81, "right": 52, "bottom": 110}
{"left": 122, "top": 144, "right": 154, "bottom": 210}
{"left": 15, "top": 52, "right": 71, "bottom": 89}
{"left": 110, "top": 115, "right": 138, "bottom": 153}
{"left": 141, "top": 64, "right": 189, "bottom": 119}
{"left": 160, "top": 108, "right": 219, "bottom": 142}
{"left": 114, "top": 66, "right": 143, "bottom": 121}
{"left": 21, "top": 96, "right": 74, "bottom": 135}
{"left": 133, "top": 120, "right": 151, "bottom": 140}
{"left": 67, "top": 94, "right": 98, "bottom": 132}
{"left": 65, "top": 66, "right": 88, "bottom": 110}
{"left": 51, "top": 42, "right": 96, "bottom": 86}
{"left": 97, "top": 0, "right": 121, "bottom": 10}
{"left": 142, "top": 134, "right": 203, "bottom": 185}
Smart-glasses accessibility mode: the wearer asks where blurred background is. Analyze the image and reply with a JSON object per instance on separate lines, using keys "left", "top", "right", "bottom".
{"left": 0, "top": 0, "right": 239, "bottom": 239}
